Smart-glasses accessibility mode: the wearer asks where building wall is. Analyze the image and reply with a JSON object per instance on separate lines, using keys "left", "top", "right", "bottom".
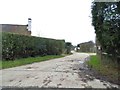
{"left": 77, "top": 41, "right": 96, "bottom": 53}
{"left": 1, "top": 24, "right": 31, "bottom": 36}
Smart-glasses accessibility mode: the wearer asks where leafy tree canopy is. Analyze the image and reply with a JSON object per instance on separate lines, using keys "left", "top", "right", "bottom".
{"left": 91, "top": 2, "right": 120, "bottom": 58}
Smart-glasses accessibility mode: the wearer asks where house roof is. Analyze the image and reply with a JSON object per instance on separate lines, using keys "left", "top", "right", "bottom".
{"left": 0, "top": 24, "right": 27, "bottom": 26}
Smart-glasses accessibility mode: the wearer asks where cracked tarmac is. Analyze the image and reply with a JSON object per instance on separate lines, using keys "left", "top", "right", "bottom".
{"left": 0, "top": 52, "right": 119, "bottom": 89}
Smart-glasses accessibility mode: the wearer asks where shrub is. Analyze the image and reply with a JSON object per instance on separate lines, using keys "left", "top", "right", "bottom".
{"left": 65, "top": 42, "right": 72, "bottom": 54}
{"left": 2, "top": 32, "right": 65, "bottom": 60}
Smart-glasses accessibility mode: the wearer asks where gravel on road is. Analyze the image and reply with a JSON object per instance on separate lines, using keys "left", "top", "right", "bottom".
{"left": 0, "top": 53, "right": 119, "bottom": 89}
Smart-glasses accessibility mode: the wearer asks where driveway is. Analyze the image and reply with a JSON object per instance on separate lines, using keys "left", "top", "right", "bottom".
{"left": 0, "top": 53, "right": 119, "bottom": 89}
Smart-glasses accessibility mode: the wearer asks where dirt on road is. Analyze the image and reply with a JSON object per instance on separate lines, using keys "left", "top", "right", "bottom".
{"left": 0, "top": 53, "right": 119, "bottom": 89}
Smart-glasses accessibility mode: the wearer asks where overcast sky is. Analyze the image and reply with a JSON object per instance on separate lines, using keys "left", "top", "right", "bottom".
{"left": 0, "top": 0, "right": 95, "bottom": 45}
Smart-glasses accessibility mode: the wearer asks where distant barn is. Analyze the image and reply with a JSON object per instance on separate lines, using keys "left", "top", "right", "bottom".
{"left": 77, "top": 41, "right": 96, "bottom": 53}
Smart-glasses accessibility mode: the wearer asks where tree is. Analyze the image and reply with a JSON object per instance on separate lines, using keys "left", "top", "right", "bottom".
{"left": 91, "top": 2, "right": 120, "bottom": 61}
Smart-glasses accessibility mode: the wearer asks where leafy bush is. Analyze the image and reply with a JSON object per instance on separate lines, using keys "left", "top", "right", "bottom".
{"left": 2, "top": 32, "right": 65, "bottom": 60}
{"left": 65, "top": 42, "right": 72, "bottom": 54}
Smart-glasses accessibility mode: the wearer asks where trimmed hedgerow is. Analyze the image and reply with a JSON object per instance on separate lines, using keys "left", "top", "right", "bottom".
{"left": 2, "top": 32, "right": 65, "bottom": 60}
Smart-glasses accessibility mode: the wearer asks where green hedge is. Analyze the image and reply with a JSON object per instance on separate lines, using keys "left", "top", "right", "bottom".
{"left": 2, "top": 32, "right": 65, "bottom": 60}
{"left": 65, "top": 42, "right": 72, "bottom": 54}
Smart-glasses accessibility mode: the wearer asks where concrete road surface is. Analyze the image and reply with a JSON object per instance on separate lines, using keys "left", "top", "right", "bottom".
{"left": 0, "top": 53, "right": 119, "bottom": 89}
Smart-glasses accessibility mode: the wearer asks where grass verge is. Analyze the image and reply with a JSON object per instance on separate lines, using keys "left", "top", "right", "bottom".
{"left": 1, "top": 55, "right": 64, "bottom": 69}
{"left": 86, "top": 55, "right": 119, "bottom": 84}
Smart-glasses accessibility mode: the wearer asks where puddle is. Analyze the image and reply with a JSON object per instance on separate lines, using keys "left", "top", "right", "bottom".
{"left": 79, "top": 61, "right": 84, "bottom": 64}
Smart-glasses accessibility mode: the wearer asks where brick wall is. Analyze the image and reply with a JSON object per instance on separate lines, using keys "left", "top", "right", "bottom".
{"left": 1, "top": 24, "right": 31, "bottom": 36}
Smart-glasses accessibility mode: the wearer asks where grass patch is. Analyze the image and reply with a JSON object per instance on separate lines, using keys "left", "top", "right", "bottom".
{"left": 1, "top": 55, "right": 64, "bottom": 69}
{"left": 87, "top": 55, "right": 101, "bottom": 70}
{"left": 87, "top": 55, "right": 119, "bottom": 83}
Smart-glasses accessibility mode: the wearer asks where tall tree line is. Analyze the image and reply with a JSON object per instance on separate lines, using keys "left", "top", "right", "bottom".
{"left": 91, "top": 1, "right": 120, "bottom": 61}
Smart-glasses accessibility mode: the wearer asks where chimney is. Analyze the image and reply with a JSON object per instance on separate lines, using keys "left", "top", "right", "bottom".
{"left": 27, "top": 18, "right": 32, "bottom": 31}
